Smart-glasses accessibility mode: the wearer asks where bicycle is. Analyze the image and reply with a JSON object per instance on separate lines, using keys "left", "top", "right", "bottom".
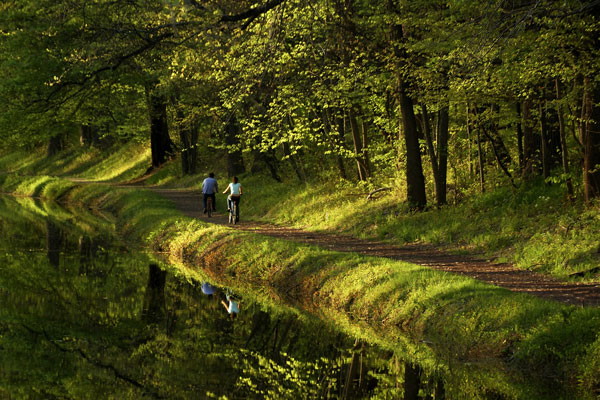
{"left": 206, "top": 196, "right": 213, "bottom": 218}
{"left": 228, "top": 195, "right": 240, "bottom": 224}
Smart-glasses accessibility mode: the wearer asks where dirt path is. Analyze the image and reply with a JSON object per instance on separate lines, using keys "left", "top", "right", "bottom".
{"left": 151, "top": 188, "right": 600, "bottom": 307}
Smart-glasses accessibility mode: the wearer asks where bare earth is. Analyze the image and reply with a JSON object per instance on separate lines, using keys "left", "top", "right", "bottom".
{"left": 151, "top": 188, "right": 600, "bottom": 307}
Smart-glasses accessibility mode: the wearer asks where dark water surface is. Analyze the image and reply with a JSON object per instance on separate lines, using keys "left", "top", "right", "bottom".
{"left": 0, "top": 196, "right": 408, "bottom": 399}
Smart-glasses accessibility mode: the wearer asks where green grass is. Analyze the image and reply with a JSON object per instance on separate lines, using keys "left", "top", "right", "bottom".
{"left": 2, "top": 145, "right": 600, "bottom": 398}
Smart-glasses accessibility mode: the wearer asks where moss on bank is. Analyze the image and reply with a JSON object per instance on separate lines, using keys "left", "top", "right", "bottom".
{"left": 0, "top": 171, "right": 598, "bottom": 399}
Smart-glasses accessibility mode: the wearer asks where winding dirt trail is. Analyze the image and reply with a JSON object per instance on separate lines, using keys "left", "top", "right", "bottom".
{"left": 151, "top": 187, "right": 600, "bottom": 307}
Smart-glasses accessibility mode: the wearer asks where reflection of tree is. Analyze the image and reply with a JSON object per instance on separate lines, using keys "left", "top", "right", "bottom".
{"left": 46, "top": 220, "right": 62, "bottom": 267}
{"left": 79, "top": 236, "right": 97, "bottom": 276}
{"left": 142, "top": 263, "right": 167, "bottom": 325}
{"left": 2, "top": 195, "right": 417, "bottom": 399}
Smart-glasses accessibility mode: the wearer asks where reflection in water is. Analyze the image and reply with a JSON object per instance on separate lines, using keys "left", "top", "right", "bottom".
{"left": 221, "top": 289, "right": 241, "bottom": 319}
{"left": 0, "top": 196, "right": 461, "bottom": 399}
{"left": 142, "top": 263, "right": 167, "bottom": 324}
{"left": 201, "top": 281, "right": 216, "bottom": 297}
{"left": 46, "top": 220, "right": 62, "bottom": 267}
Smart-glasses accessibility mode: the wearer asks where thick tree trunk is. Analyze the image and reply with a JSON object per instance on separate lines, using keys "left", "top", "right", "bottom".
{"left": 583, "top": 76, "right": 600, "bottom": 202}
{"left": 47, "top": 134, "right": 63, "bottom": 157}
{"left": 224, "top": 115, "right": 246, "bottom": 177}
{"left": 400, "top": 86, "right": 427, "bottom": 209}
{"left": 148, "top": 92, "right": 174, "bottom": 167}
{"left": 403, "top": 362, "right": 421, "bottom": 400}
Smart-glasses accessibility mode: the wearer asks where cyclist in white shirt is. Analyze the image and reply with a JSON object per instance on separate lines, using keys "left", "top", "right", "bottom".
{"left": 222, "top": 176, "right": 242, "bottom": 214}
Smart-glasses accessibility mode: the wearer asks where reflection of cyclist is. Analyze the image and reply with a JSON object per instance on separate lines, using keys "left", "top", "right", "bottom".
{"left": 221, "top": 291, "right": 240, "bottom": 319}
{"left": 222, "top": 176, "right": 242, "bottom": 214}
{"left": 201, "top": 172, "right": 218, "bottom": 214}
{"left": 200, "top": 282, "right": 216, "bottom": 298}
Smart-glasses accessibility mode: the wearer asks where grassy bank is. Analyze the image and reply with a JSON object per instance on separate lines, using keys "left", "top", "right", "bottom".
{"left": 1, "top": 146, "right": 600, "bottom": 398}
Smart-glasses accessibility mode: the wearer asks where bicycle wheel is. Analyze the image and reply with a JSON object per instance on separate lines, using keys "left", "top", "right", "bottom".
{"left": 233, "top": 203, "right": 238, "bottom": 224}
{"left": 207, "top": 197, "right": 213, "bottom": 217}
{"left": 228, "top": 204, "right": 233, "bottom": 224}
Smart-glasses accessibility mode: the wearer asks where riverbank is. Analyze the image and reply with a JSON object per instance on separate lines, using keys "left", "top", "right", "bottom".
{"left": 1, "top": 148, "right": 600, "bottom": 398}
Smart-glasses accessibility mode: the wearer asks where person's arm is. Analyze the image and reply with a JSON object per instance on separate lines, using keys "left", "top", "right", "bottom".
{"left": 222, "top": 184, "right": 230, "bottom": 194}
{"left": 239, "top": 185, "right": 243, "bottom": 195}
{"left": 221, "top": 300, "right": 229, "bottom": 311}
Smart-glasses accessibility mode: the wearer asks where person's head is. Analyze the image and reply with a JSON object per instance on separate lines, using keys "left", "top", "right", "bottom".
{"left": 209, "top": 172, "right": 214, "bottom": 178}
{"left": 233, "top": 176, "right": 238, "bottom": 184}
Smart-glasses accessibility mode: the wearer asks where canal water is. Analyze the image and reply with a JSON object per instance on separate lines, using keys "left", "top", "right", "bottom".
{"left": 0, "top": 196, "right": 409, "bottom": 399}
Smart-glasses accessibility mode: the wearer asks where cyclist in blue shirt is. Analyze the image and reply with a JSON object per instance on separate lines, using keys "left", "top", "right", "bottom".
{"left": 201, "top": 172, "right": 218, "bottom": 214}
{"left": 201, "top": 282, "right": 216, "bottom": 298}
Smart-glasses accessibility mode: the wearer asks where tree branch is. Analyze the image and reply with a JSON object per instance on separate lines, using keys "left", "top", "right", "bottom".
{"left": 220, "top": 0, "right": 285, "bottom": 23}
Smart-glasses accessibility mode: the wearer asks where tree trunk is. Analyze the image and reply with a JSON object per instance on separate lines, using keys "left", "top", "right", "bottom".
{"left": 400, "top": 86, "right": 427, "bottom": 209}
{"left": 474, "top": 107, "right": 486, "bottom": 193}
{"left": 555, "top": 79, "right": 574, "bottom": 198}
{"left": 47, "top": 134, "right": 63, "bottom": 157}
{"left": 178, "top": 113, "right": 198, "bottom": 175}
{"left": 539, "top": 102, "right": 551, "bottom": 181}
{"left": 403, "top": 362, "right": 420, "bottom": 400}
{"left": 583, "top": 76, "right": 600, "bottom": 202}
{"left": 482, "top": 105, "right": 514, "bottom": 184}
{"left": 436, "top": 106, "right": 449, "bottom": 205}
{"left": 148, "top": 92, "right": 174, "bottom": 167}
{"left": 421, "top": 104, "right": 440, "bottom": 200}
{"left": 321, "top": 108, "right": 347, "bottom": 180}
{"left": 466, "top": 104, "right": 474, "bottom": 178}
{"left": 224, "top": 115, "right": 246, "bottom": 177}
{"left": 79, "top": 124, "right": 99, "bottom": 147}
{"left": 349, "top": 110, "right": 368, "bottom": 181}
{"left": 361, "top": 119, "right": 372, "bottom": 176}
{"left": 282, "top": 142, "right": 305, "bottom": 182}
{"left": 388, "top": 10, "right": 426, "bottom": 209}
{"left": 516, "top": 102, "right": 524, "bottom": 172}
{"left": 522, "top": 97, "right": 539, "bottom": 178}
